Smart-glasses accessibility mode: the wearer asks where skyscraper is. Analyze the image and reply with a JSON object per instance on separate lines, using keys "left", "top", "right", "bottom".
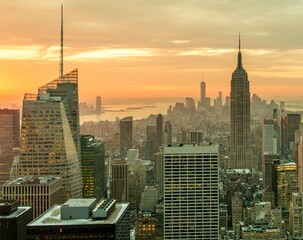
{"left": 229, "top": 36, "right": 251, "bottom": 169}
{"left": 156, "top": 114, "right": 163, "bottom": 151}
{"left": 0, "top": 109, "right": 20, "bottom": 186}
{"left": 111, "top": 159, "right": 129, "bottom": 202}
{"left": 81, "top": 135, "right": 105, "bottom": 201}
{"left": 200, "top": 81, "right": 206, "bottom": 107}
{"left": 163, "top": 121, "right": 172, "bottom": 145}
{"left": 120, "top": 116, "right": 133, "bottom": 158}
{"left": 18, "top": 69, "right": 82, "bottom": 201}
{"left": 96, "top": 96, "right": 102, "bottom": 115}
{"left": 164, "top": 144, "right": 219, "bottom": 239}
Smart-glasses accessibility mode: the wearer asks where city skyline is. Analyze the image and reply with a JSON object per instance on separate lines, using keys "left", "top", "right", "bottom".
{"left": 1, "top": 1, "right": 303, "bottom": 107}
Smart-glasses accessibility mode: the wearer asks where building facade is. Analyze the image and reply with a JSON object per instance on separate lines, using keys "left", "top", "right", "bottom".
{"left": 2, "top": 176, "right": 62, "bottom": 218}
{"left": 81, "top": 135, "right": 105, "bottom": 201}
{"left": 229, "top": 38, "right": 251, "bottom": 169}
{"left": 17, "top": 70, "right": 82, "bottom": 201}
{"left": 164, "top": 144, "right": 219, "bottom": 239}
{"left": 120, "top": 116, "right": 133, "bottom": 158}
{"left": 26, "top": 198, "right": 130, "bottom": 240}
{"left": 0, "top": 200, "right": 33, "bottom": 240}
{"left": 111, "top": 159, "right": 129, "bottom": 202}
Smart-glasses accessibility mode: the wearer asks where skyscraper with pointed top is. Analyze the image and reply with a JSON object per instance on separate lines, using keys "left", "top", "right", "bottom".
{"left": 17, "top": 6, "right": 82, "bottom": 201}
{"left": 229, "top": 35, "right": 251, "bottom": 169}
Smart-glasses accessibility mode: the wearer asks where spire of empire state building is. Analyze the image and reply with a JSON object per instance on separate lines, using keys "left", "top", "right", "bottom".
{"left": 229, "top": 35, "right": 252, "bottom": 169}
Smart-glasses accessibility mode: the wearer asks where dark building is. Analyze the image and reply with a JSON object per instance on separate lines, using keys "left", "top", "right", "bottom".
{"left": 95, "top": 96, "right": 102, "bottom": 115}
{"left": 144, "top": 126, "right": 156, "bottom": 160}
{"left": 111, "top": 159, "right": 129, "bottom": 202}
{"left": 0, "top": 200, "right": 33, "bottom": 240}
{"left": 286, "top": 114, "right": 301, "bottom": 151}
{"left": 163, "top": 121, "right": 172, "bottom": 145}
{"left": 26, "top": 198, "right": 130, "bottom": 240}
{"left": 81, "top": 135, "right": 105, "bottom": 201}
{"left": 120, "top": 116, "right": 133, "bottom": 158}
{"left": 156, "top": 114, "right": 163, "bottom": 151}
{"left": 229, "top": 36, "right": 251, "bottom": 169}
{"left": 0, "top": 108, "right": 20, "bottom": 152}
{"left": 0, "top": 108, "right": 20, "bottom": 186}
{"left": 262, "top": 153, "right": 279, "bottom": 190}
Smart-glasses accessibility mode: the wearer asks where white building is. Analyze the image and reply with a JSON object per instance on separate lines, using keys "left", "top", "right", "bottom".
{"left": 164, "top": 144, "right": 219, "bottom": 240}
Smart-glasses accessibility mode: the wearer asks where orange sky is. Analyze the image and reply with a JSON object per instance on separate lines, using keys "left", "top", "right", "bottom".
{"left": 1, "top": 0, "right": 303, "bottom": 107}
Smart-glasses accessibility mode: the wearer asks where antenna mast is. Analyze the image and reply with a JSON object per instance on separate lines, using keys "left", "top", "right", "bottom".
{"left": 60, "top": 5, "right": 64, "bottom": 78}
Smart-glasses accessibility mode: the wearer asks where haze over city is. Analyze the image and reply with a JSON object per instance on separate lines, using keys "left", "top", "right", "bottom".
{"left": 1, "top": 0, "right": 303, "bottom": 107}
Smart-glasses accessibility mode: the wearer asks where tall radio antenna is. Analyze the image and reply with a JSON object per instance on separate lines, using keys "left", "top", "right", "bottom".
{"left": 59, "top": 5, "right": 64, "bottom": 78}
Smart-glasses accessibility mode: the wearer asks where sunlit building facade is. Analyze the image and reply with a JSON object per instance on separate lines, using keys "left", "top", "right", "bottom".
{"left": 18, "top": 69, "right": 82, "bottom": 201}
{"left": 164, "top": 144, "right": 219, "bottom": 240}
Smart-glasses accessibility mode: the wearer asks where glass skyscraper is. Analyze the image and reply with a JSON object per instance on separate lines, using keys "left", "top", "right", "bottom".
{"left": 18, "top": 69, "right": 82, "bottom": 201}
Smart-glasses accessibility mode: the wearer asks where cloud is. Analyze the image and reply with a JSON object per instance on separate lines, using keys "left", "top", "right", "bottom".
{"left": 0, "top": 46, "right": 42, "bottom": 60}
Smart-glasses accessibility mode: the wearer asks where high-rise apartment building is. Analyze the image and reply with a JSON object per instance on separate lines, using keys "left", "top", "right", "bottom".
{"left": 96, "top": 96, "right": 102, "bottom": 115}
{"left": 18, "top": 69, "right": 82, "bottom": 201}
{"left": 2, "top": 176, "right": 62, "bottom": 218}
{"left": 229, "top": 37, "right": 251, "bottom": 169}
{"left": 156, "top": 114, "right": 163, "bottom": 151}
{"left": 111, "top": 159, "right": 129, "bottom": 202}
{"left": 120, "top": 116, "right": 133, "bottom": 158}
{"left": 0, "top": 108, "right": 20, "bottom": 186}
{"left": 164, "top": 144, "right": 219, "bottom": 239}
{"left": 81, "top": 135, "right": 105, "bottom": 201}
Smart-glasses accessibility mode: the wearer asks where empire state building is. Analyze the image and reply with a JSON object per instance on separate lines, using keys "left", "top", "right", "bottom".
{"left": 229, "top": 36, "right": 251, "bottom": 169}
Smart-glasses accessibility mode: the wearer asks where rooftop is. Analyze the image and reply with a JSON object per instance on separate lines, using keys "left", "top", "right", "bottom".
{"left": 3, "top": 176, "right": 61, "bottom": 186}
{"left": 28, "top": 202, "right": 129, "bottom": 226}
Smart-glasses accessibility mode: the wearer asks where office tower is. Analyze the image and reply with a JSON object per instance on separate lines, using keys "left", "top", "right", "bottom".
{"left": 190, "top": 131, "right": 203, "bottom": 144}
{"left": 273, "top": 162, "right": 297, "bottom": 209}
{"left": 176, "top": 128, "right": 187, "bottom": 144}
{"left": 281, "top": 115, "right": 287, "bottom": 155}
{"left": 26, "top": 198, "right": 131, "bottom": 240}
{"left": 154, "top": 151, "right": 164, "bottom": 197}
{"left": 200, "top": 81, "right": 206, "bottom": 106}
{"left": 0, "top": 200, "right": 33, "bottom": 240}
{"left": 0, "top": 108, "right": 20, "bottom": 186}
{"left": 262, "top": 153, "right": 279, "bottom": 190}
{"left": 205, "top": 97, "right": 211, "bottom": 110}
{"left": 18, "top": 69, "right": 82, "bottom": 201}
{"left": 145, "top": 125, "right": 156, "bottom": 160}
{"left": 163, "top": 121, "right": 172, "bottom": 145}
{"left": 185, "top": 97, "right": 196, "bottom": 115}
{"left": 81, "top": 135, "right": 105, "bottom": 201}
{"left": 111, "top": 159, "right": 129, "bottom": 202}
{"left": 289, "top": 193, "right": 302, "bottom": 238}
{"left": 229, "top": 36, "right": 251, "bottom": 169}
{"left": 95, "top": 96, "right": 102, "bottom": 115}
{"left": 164, "top": 144, "right": 219, "bottom": 239}
{"left": 120, "top": 116, "right": 133, "bottom": 158}
{"left": 286, "top": 114, "right": 301, "bottom": 150}
{"left": 140, "top": 185, "right": 159, "bottom": 212}
{"left": 0, "top": 108, "right": 20, "bottom": 153}
{"left": 156, "top": 114, "right": 163, "bottom": 151}
{"left": 127, "top": 149, "right": 139, "bottom": 171}
{"left": 263, "top": 119, "right": 279, "bottom": 154}
{"left": 2, "top": 176, "right": 62, "bottom": 218}
{"left": 240, "top": 226, "right": 286, "bottom": 239}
